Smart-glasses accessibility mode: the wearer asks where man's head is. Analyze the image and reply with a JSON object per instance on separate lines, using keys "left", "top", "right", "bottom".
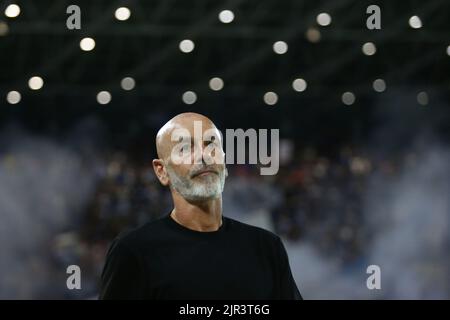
{"left": 152, "top": 112, "right": 227, "bottom": 202}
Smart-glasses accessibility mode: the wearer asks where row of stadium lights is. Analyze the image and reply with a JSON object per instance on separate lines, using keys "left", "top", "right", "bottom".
{"left": 4, "top": 76, "right": 430, "bottom": 107}
{"left": 3, "top": 5, "right": 447, "bottom": 107}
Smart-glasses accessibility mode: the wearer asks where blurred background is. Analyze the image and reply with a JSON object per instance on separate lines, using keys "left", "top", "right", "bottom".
{"left": 0, "top": 0, "right": 449, "bottom": 299}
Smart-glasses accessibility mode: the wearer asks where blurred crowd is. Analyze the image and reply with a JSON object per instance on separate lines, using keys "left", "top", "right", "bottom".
{"left": 46, "top": 144, "right": 410, "bottom": 298}
{"left": 1, "top": 130, "right": 448, "bottom": 299}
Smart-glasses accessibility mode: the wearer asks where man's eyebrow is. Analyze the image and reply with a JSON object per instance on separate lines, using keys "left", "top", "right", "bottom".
{"left": 173, "top": 135, "right": 192, "bottom": 142}
{"left": 172, "top": 133, "right": 220, "bottom": 143}
{"left": 205, "top": 135, "right": 219, "bottom": 142}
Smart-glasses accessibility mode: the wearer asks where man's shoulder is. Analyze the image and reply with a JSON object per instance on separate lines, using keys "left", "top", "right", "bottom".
{"left": 224, "top": 216, "right": 281, "bottom": 243}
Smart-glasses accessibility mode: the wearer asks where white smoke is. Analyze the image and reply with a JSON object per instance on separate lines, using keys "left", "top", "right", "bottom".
{"left": 0, "top": 125, "right": 101, "bottom": 299}
{"left": 280, "top": 90, "right": 450, "bottom": 299}
{"left": 282, "top": 143, "right": 449, "bottom": 299}
{"left": 364, "top": 144, "right": 449, "bottom": 299}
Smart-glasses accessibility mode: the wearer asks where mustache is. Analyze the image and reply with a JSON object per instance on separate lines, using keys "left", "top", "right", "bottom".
{"left": 189, "top": 165, "right": 220, "bottom": 178}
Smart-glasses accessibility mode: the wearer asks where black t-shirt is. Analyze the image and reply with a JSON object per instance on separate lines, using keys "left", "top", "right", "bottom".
{"left": 99, "top": 214, "right": 302, "bottom": 300}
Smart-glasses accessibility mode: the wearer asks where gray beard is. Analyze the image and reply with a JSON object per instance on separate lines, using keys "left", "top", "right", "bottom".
{"left": 165, "top": 164, "right": 226, "bottom": 202}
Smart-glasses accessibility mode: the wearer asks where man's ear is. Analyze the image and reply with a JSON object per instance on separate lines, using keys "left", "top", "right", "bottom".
{"left": 152, "top": 159, "right": 170, "bottom": 186}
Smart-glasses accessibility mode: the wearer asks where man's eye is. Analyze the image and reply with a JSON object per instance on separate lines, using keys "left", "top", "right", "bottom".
{"left": 179, "top": 145, "right": 188, "bottom": 153}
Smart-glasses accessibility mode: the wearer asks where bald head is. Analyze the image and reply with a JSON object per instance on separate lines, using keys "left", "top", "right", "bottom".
{"left": 155, "top": 112, "right": 221, "bottom": 160}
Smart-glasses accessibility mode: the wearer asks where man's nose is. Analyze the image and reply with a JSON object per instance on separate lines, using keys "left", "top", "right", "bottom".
{"left": 192, "top": 142, "right": 206, "bottom": 164}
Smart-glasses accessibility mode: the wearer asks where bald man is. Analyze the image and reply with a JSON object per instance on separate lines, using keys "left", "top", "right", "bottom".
{"left": 99, "top": 112, "right": 302, "bottom": 300}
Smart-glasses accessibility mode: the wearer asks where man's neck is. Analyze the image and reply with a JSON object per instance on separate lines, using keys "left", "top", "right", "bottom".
{"left": 170, "top": 193, "right": 222, "bottom": 232}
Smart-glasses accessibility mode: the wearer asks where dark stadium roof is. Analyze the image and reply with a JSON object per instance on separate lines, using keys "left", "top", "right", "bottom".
{"left": 0, "top": 0, "right": 449, "bottom": 145}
